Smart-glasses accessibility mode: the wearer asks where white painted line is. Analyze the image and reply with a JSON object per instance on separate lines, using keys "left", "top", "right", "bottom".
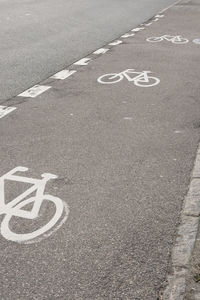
{"left": 74, "top": 58, "right": 92, "bottom": 66}
{"left": 124, "top": 117, "right": 133, "bottom": 120}
{"left": 109, "top": 40, "right": 123, "bottom": 46}
{"left": 121, "top": 33, "right": 135, "bottom": 38}
{"left": 160, "top": 0, "right": 182, "bottom": 13}
{"left": 93, "top": 48, "right": 109, "bottom": 55}
{"left": 18, "top": 85, "right": 51, "bottom": 98}
{"left": 0, "top": 106, "right": 16, "bottom": 119}
{"left": 155, "top": 14, "right": 164, "bottom": 18}
{"left": 51, "top": 70, "right": 77, "bottom": 80}
{"left": 153, "top": 18, "right": 159, "bottom": 22}
{"left": 145, "top": 22, "right": 152, "bottom": 26}
{"left": 131, "top": 27, "right": 145, "bottom": 32}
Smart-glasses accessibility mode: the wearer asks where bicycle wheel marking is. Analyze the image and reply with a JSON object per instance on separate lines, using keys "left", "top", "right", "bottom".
{"left": 97, "top": 69, "right": 160, "bottom": 87}
{"left": 0, "top": 167, "right": 69, "bottom": 243}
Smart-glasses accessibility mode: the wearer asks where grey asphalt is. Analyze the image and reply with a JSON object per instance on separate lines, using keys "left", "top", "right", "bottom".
{"left": 0, "top": 0, "right": 177, "bottom": 103}
{"left": 1, "top": 1, "right": 200, "bottom": 299}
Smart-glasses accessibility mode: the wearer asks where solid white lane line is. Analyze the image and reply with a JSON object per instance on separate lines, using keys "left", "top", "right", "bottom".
{"left": 18, "top": 85, "right": 51, "bottom": 98}
{"left": 121, "top": 33, "right": 135, "bottom": 38}
{"left": 0, "top": 106, "right": 16, "bottom": 119}
{"left": 74, "top": 58, "right": 92, "bottom": 66}
{"left": 51, "top": 70, "right": 77, "bottom": 80}
{"left": 93, "top": 48, "right": 109, "bottom": 55}
{"left": 109, "top": 40, "right": 123, "bottom": 46}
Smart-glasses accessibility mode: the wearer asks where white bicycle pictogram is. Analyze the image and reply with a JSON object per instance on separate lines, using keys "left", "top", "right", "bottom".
{"left": 0, "top": 167, "right": 69, "bottom": 243}
{"left": 146, "top": 35, "right": 189, "bottom": 44}
{"left": 98, "top": 69, "right": 160, "bottom": 87}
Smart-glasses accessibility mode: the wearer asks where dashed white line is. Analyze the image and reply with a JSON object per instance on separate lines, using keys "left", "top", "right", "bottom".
{"left": 121, "top": 33, "right": 135, "bottom": 38}
{"left": 93, "top": 48, "right": 109, "bottom": 55}
{"left": 11, "top": 12, "right": 160, "bottom": 103}
{"left": 155, "top": 14, "right": 164, "bottom": 18}
{"left": 18, "top": 85, "right": 51, "bottom": 98}
{"left": 0, "top": 106, "right": 16, "bottom": 119}
{"left": 51, "top": 70, "right": 77, "bottom": 80}
{"left": 131, "top": 27, "right": 145, "bottom": 32}
{"left": 124, "top": 117, "right": 133, "bottom": 120}
{"left": 109, "top": 40, "right": 123, "bottom": 46}
{"left": 74, "top": 58, "right": 92, "bottom": 66}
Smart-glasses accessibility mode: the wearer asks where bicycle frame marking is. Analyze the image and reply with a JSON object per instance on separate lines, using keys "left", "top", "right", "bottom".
{"left": 0, "top": 167, "right": 68, "bottom": 243}
{"left": 97, "top": 69, "right": 160, "bottom": 87}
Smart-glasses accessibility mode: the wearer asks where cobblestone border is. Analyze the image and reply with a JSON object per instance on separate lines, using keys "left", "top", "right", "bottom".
{"left": 160, "top": 144, "right": 200, "bottom": 299}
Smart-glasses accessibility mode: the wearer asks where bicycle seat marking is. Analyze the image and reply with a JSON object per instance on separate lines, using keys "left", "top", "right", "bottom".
{"left": 97, "top": 69, "right": 160, "bottom": 87}
{"left": 146, "top": 35, "right": 189, "bottom": 44}
{"left": 0, "top": 167, "right": 69, "bottom": 243}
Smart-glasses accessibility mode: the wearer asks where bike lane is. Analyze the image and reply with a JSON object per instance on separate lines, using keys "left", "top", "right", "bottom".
{"left": 0, "top": 1, "right": 200, "bottom": 299}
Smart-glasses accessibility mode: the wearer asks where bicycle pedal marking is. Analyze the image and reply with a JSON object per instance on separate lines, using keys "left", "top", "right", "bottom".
{"left": 0, "top": 166, "right": 69, "bottom": 243}
{"left": 97, "top": 69, "right": 160, "bottom": 87}
{"left": 146, "top": 34, "right": 189, "bottom": 44}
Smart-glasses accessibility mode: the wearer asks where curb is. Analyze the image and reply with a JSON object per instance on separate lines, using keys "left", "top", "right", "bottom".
{"left": 160, "top": 144, "right": 200, "bottom": 299}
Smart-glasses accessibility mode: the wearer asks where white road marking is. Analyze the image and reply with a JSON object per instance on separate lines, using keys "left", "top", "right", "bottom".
{"left": 74, "top": 58, "right": 92, "bottom": 66}
{"left": 109, "top": 40, "right": 122, "bottom": 46}
{"left": 124, "top": 117, "right": 133, "bottom": 120}
{"left": 98, "top": 69, "right": 160, "bottom": 87}
{"left": 153, "top": 18, "right": 159, "bottom": 22}
{"left": 155, "top": 14, "right": 164, "bottom": 18}
{"left": 0, "top": 106, "right": 16, "bottom": 119}
{"left": 0, "top": 166, "right": 69, "bottom": 243}
{"left": 51, "top": 70, "right": 77, "bottom": 80}
{"left": 121, "top": 33, "right": 135, "bottom": 38}
{"left": 18, "top": 85, "right": 51, "bottom": 98}
{"left": 14, "top": 12, "right": 163, "bottom": 102}
{"left": 193, "top": 38, "right": 200, "bottom": 44}
{"left": 160, "top": 0, "right": 181, "bottom": 13}
{"left": 147, "top": 35, "right": 189, "bottom": 44}
{"left": 131, "top": 27, "right": 145, "bottom": 32}
{"left": 93, "top": 48, "right": 109, "bottom": 55}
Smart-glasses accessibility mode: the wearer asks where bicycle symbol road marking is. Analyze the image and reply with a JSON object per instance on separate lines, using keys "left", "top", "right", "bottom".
{"left": 0, "top": 167, "right": 69, "bottom": 243}
{"left": 97, "top": 69, "right": 160, "bottom": 87}
{"left": 193, "top": 38, "right": 200, "bottom": 45}
{"left": 146, "top": 35, "right": 189, "bottom": 44}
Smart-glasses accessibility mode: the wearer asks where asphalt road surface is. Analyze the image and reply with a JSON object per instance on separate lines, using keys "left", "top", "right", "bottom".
{"left": 1, "top": 0, "right": 200, "bottom": 300}
{"left": 0, "top": 0, "right": 177, "bottom": 102}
